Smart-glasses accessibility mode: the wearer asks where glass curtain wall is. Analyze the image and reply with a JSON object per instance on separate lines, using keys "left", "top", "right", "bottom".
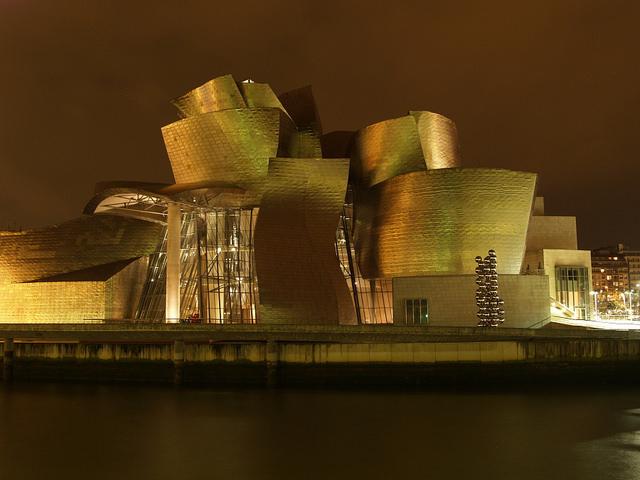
{"left": 136, "top": 208, "right": 259, "bottom": 323}
{"left": 555, "top": 266, "right": 589, "bottom": 319}
{"left": 335, "top": 195, "right": 393, "bottom": 324}
{"left": 137, "top": 194, "right": 394, "bottom": 324}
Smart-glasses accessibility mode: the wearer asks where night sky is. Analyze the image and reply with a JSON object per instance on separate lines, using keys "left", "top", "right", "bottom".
{"left": 1, "top": 0, "right": 638, "bottom": 249}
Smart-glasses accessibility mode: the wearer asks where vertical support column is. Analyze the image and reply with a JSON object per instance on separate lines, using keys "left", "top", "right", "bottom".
{"left": 341, "top": 206, "right": 362, "bottom": 325}
{"left": 265, "top": 340, "right": 279, "bottom": 388}
{"left": 173, "top": 340, "right": 185, "bottom": 385}
{"left": 3, "top": 338, "right": 14, "bottom": 382}
{"left": 370, "top": 279, "right": 377, "bottom": 322}
{"left": 166, "top": 203, "right": 181, "bottom": 323}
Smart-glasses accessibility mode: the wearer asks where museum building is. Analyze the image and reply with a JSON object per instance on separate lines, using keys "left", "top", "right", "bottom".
{"left": 0, "top": 75, "right": 592, "bottom": 327}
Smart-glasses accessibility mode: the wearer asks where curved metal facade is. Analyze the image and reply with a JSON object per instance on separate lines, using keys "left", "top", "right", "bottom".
{"left": 238, "top": 82, "right": 288, "bottom": 113}
{"left": 171, "top": 74, "right": 247, "bottom": 117}
{"left": 0, "top": 214, "right": 162, "bottom": 284}
{"left": 410, "top": 111, "right": 461, "bottom": 170}
{"left": 254, "top": 158, "right": 356, "bottom": 325}
{"left": 353, "top": 115, "right": 425, "bottom": 187}
{"left": 354, "top": 168, "right": 537, "bottom": 278}
{"left": 162, "top": 108, "right": 291, "bottom": 187}
{"left": 278, "top": 85, "right": 323, "bottom": 158}
{"left": 352, "top": 112, "right": 461, "bottom": 187}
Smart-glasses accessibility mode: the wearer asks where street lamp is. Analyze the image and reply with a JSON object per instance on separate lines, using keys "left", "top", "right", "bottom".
{"left": 590, "top": 291, "right": 599, "bottom": 320}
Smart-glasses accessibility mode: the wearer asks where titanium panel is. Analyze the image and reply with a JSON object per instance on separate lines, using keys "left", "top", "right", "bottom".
{"left": 238, "top": 82, "right": 289, "bottom": 114}
{"left": 353, "top": 115, "right": 425, "bottom": 187}
{"left": 410, "top": 111, "right": 461, "bottom": 169}
{"left": 285, "top": 130, "right": 323, "bottom": 158}
{"left": 162, "top": 108, "right": 290, "bottom": 188}
{"left": 0, "top": 257, "right": 149, "bottom": 323}
{"left": 254, "top": 158, "right": 356, "bottom": 325}
{"left": 0, "top": 280, "right": 106, "bottom": 323}
{"left": 354, "top": 168, "right": 537, "bottom": 278}
{"left": 278, "top": 85, "right": 323, "bottom": 157}
{"left": 0, "top": 214, "right": 162, "bottom": 284}
{"left": 171, "top": 74, "right": 246, "bottom": 117}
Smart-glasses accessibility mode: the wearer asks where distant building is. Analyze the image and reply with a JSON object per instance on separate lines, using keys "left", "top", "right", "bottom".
{"left": 591, "top": 244, "right": 639, "bottom": 317}
{"left": 591, "top": 245, "right": 630, "bottom": 293}
{"left": 619, "top": 244, "right": 640, "bottom": 290}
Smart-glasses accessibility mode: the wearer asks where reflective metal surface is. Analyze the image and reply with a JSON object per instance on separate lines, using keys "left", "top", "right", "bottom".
{"left": 278, "top": 85, "right": 323, "bottom": 158}
{"left": 171, "top": 74, "right": 246, "bottom": 117}
{"left": 0, "top": 214, "right": 162, "bottom": 284}
{"left": 238, "top": 81, "right": 288, "bottom": 114}
{"left": 354, "top": 168, "right": 537, "bottom": 278}
{"left": 162, "top": 108, "right": 289, "bottom": 188}
{"left": 0, "top": 215, "right": 158, "bottom": 323}
{"left": 254, "top": 158, "right": 356, "bottom": 325}
{"left": 410, "top": 111, "right": 461, "bottom": 170}
{"left": 352, "top": 112, "right": 461, "bottom": 187}
{"left": 353, "top": 115, "right": 425, "bottom": 187}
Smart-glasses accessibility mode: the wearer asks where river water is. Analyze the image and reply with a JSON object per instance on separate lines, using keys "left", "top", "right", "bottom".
{"left": 1, "top": 383, "right": 640, "bottom": 480}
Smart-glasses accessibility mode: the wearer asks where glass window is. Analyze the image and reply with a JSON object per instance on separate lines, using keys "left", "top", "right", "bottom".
{"left": 405, "top": 298, "right": 429, "bottom": 325}
{"left": 555, "top": 267, "right": 589, "bottom": 319}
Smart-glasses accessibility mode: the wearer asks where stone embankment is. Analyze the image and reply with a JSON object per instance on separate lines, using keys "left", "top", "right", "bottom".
{"left": 2, "top": 323, "right": 640, "bottom": 386}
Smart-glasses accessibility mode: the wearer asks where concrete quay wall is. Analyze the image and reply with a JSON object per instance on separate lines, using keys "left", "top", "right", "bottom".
{"left": 3, "top": 339, "right": 640, "bottom": 364}
{"left": 3, "top": 324, "right": 640, "bottom": 386}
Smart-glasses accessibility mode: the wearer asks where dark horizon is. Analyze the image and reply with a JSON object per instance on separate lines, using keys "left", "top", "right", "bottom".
{"left": 1, "top": 0, "right": 639, "bottom": 249}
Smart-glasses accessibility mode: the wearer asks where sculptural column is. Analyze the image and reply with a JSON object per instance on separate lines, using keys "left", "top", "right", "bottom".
{"left": 166, "top": 203, "right": 181, "bottom": 323}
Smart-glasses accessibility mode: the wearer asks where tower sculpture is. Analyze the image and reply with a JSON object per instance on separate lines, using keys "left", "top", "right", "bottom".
{"left": 475, "top": 250, "right": 505, "bottom": 327}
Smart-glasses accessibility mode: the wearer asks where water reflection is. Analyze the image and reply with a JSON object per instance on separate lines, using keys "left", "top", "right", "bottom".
{"left": 1, "top": 384, "right": 640, "bottom": 480}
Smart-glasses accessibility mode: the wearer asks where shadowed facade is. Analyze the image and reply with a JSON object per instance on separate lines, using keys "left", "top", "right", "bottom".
{"left": 254, "top": 158, "right": 355, "bottom": 325}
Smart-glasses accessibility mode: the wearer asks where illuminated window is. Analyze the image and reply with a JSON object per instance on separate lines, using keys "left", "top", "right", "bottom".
{"left": 405, "top": 299, "right": 429, "bottom": 325}
{"left": 555, "top": 267, "right": 589, "bottom": 319}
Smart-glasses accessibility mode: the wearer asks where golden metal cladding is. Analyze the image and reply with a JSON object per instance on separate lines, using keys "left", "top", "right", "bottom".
{"left": 0, "top": 214, "right": 162, "bottom": 284}
{"left": 254, "top": 158, "right": 356, "bottom": 325}
{"left": 353, "top": 115, "right": 424, "bottom": 187}
{"left": 354, "top": 168, "right": 537, "bottom": 279}
{"left": 410, "top": 111, "right": 461, "bottom": 170}
{"left": 277, "top": 85, "right": 323, "bottom": 158}
{"left": 285, "top": 129, "right": 322, "bottom": 158}
{"left": 171, "top": 74, "right": 247, "bottom": 117}
{"left": 0, "top": 257, "right": 149, "bottom": 323}
{"left": 352, "top": 112, "right": 461, "bottom": 187}
{"left": 162, "top": 107, "right": 293, "bottom": 188}
{"left": 237, "top": 81, "right": 289, "bottom": 114}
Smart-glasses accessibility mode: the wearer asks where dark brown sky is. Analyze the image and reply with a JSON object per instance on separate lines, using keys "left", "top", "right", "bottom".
{"left": 1, "top": 0, "right": 639, "bottom": 248}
